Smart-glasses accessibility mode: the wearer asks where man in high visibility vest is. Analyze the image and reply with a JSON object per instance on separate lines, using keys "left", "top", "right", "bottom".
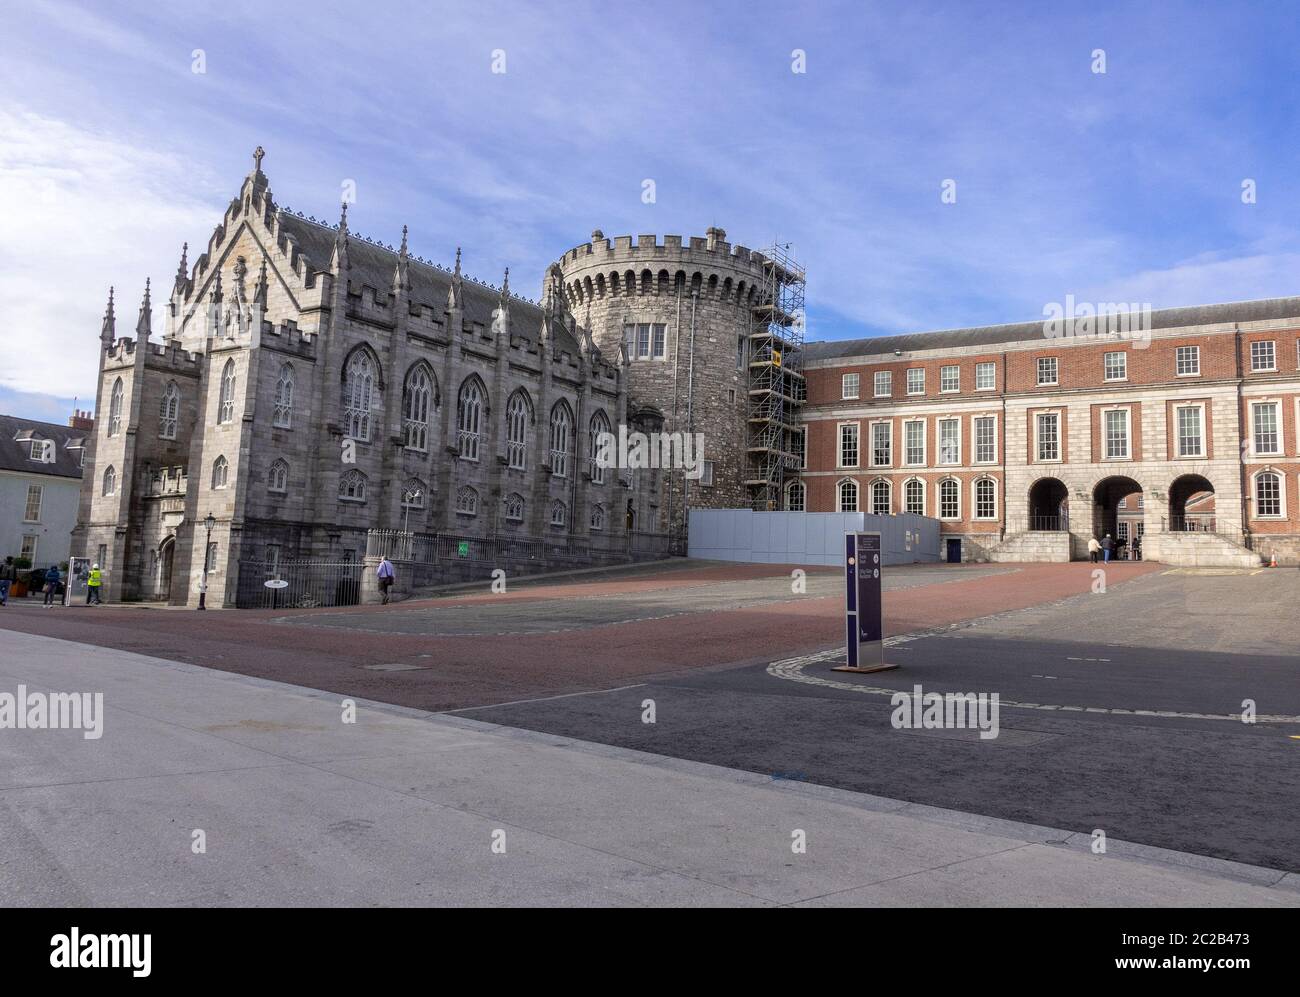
{"left": 86, "top": 564, "right": 103, "bottom": 605}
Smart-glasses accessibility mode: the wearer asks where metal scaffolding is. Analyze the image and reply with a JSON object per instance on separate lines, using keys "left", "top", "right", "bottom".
{"left": 745, "top": 242, "right": 806, "bottom": 510}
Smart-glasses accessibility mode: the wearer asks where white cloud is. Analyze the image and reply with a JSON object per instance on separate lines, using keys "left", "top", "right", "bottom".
{"left": 0, "top": 107, "right": 222, "bottom": 398}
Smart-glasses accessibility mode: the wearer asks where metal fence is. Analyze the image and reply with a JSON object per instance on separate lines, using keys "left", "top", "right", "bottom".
{"left": 1028, "top": 514, "right": 1069, "bottom": 532}
{"left": 234, "top": 558, "right": 363, "bottom": 609}
{"left": 364, "top": 528, "right": 674, "bottom": 567}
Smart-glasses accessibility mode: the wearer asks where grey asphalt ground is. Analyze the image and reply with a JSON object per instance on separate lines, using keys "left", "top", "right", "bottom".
{"left": 2, "top": 629, "right": 1295, "bottom": 906}
{"left": 464, "top": 568, "right": 1300, "bottom": 872}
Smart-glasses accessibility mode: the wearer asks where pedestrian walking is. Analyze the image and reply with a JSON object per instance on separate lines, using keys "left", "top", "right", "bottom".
{"left": 1101, "top": 533, "right": 1115, "bottom": 563}
{"left": 1087, "top": 537, "right": 1100, "bottom": 563}
{"left": 376, "top": 556, "right": 395, "bottom": 604}
{"left": 0, "top": 557, "right": 14, "bottom": 607}
{"left": 1132, "top": 535, "right": 1142, "bottom": 561}
{"left": 42, "top": 565, "right": 61, "bottom": 607}
{"left": 87, "top": 563, "right": 104, "bottom": 605}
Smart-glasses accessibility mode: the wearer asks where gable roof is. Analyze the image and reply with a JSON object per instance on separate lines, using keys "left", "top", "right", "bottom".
{"left": 0, "top": 414, "right": 86, "bottom": 479}
{"left": 804, "top": 295, "right": 1300, "bottom": 362}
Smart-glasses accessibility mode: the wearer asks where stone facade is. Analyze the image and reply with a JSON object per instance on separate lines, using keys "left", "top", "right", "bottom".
{"left": 72, "top": 153, "right": 661, "bottom": 607}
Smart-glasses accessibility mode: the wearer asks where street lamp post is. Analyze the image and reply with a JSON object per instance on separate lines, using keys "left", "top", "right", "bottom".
{"left": 198, "top": 512, "right": 215, "bottom": 610}
{"left": 402, "top": 488, "right": 422, "bottom": 560}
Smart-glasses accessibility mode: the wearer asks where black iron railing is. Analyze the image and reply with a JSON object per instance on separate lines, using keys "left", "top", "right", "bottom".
{"left": 1028, "top": 514, "right": 1069, "bottom": 532}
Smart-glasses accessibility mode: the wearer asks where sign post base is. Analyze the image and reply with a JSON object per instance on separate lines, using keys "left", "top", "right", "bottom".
{"left": 832, "top": 662, "right": 900, "bottom": 674}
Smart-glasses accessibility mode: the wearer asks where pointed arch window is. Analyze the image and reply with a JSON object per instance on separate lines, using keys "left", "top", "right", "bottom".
{"left": 211, "top": 455, "right": 229, "bottom": 490}
{"left": 588, "top": 410, "right": 611, "bottom": 484}
{"left": 456, "top": 485, "right": 479, "bottom": 516}
{"left": 401, "top": 477, "right": 426, "bottom": 508}
{"left": 268, "top": 458, "right": 288, "bottom": 493}
{"left": 403, "top": 365, "right": 433, "bottom": 451}
{"left": 159, "top": 381, "right": 179, "bottom": 439}
{"left": 505, "top": 390, "right": 530, "bottom": 469}
{"left": 108, "top": 378, "right": 124, "bottom": 436}
{"left": 218, "top": 359, "right": 236, "bottom": 424}
{"left": 273, "top": 363, "right": 294, "bottom": 429}
{"left": 590, "top": 503, "right": 607, "bottom": 530}
{"left": 550, "top": 500, "right": 568, "bottom": 527}
{"left": 505, "top": 493, "right": 525, "bottom": 522}
{"left": 102, "top": 465, "right": 117, "bottom": 497}
{"left": 342, "top": 350, "right": 376, "bottom": 442}
{"left": 458, "top": 378, "right": 483, "bottom": 460}
{"left": 339, "top": 469, "right": 367, "bottom": 502}
{"left": 549, "top": 402, "right": 572, "bottom": 478}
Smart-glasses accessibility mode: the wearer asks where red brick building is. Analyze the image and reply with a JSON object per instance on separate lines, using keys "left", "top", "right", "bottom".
{"left": 792, "top": 299, "right": 1300, "bottom": 566}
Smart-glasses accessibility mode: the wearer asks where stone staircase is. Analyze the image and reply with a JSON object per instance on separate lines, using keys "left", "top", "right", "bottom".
{"left": 1141, "top": 531, "right": 1263, "bottom": 568}
{"left": 986, "top": 531, "right": 1072, "bottom": 563}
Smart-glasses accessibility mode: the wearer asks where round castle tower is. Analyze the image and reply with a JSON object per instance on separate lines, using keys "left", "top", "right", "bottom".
{"left": 552, "top": 228, "right": 792, "bottom": 523}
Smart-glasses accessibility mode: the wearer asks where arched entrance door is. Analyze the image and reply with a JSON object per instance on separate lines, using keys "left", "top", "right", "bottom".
{"left": 157, "top": 536, "right": 176, "bottom": 601}
{"left": 1028, "top": 477, "right": 1069, "bottom": 530}
{"left": 1169, "top": 474, "right": 1215, "bottom": 531}
{"left": 1092, "top": 476, "right": 1143, "bottom": 555}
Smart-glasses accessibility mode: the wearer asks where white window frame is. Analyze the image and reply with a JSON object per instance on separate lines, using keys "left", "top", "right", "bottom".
{"left": 906, "top": 368, "right": 925, "bottom": 396}
{"left": 838, "top": 422, "right": 859, "bottom": 469}
{"left": 937, "top": 417, "right": 961, "bottom": 465}
{"left": 549, "top": 404, "right": 572, "bottom": 478}
{"left": 102, "top": 465, "right": 117, "bottom": 497}
{"left": 458, "top": 379, "right": 483, "bottom": 461}
{"left": 903, "top": 477, "right": 925, "bottom": 516}
{"left": 903, "top": 419, "right": 926, "bottom": 467}
{"left": 1102, "top": 406, "right": 1131, "bottom": 461}
{"left": 1251, "top": 469, "right": 1285, "bottom": 519}
{"left": 1035, "top": 411, "right": 1061, "bottom": 463}
{"left": 506, "top": 391, "right": 530, "bottom": 470}
{"left": 785, "top": 480, "right": 805, "bottom": 512}
{"left": 1174, "top": 403, "right": 1206, "bottom": 458}
{"left": 836, "top": 478, "right": 858, "bottom": 513}
{"left": 869, "top": 420, "right": 892, "bottom": 468}
{"left": 108, "top": 378, "right": 124, "bottom": 437}
{"left": 973, "top": 415, "right": 997, "bottom": 464}
{"left": 1103, "top": 351, "right": 1127, "bottom": 382}
{"left": 873, "top": 370, "right": 892, "bottom": 397}
{"left": 159, "top": 380, "right": 180, "bottom": 439}
{"left": 1036, "top": 356, "right": 1058, "bottom": 386}
{"left": 870, "top": 478, "right": 891, "bottom": 516}
{"left": 1251, "top": 400, "right": 1282, "bottom": 457}
{"left": 23, "top": 484, "right": 42, "bottom": 522}
{"left": 940, "top": 365, "right": 960, "bottom": 393}
{"left": 938, "top": 477, "right": 960, "bottom": 520}
{"left": 1250, "top": 340, "right": 1277, "bottom": 372}
{"left": 273, "top": 363, "right": 294, "bottom": 429}
{"left": 1175, "top": 345, "right": 1201, "bottom": 377}
{"left": 841, "top": 373, "right": 860, "bottom": 400}
{"left": 219, "top": 359, "right": 237, "bottom": 425}
{"left": 211, "top": 455, "right": 229, "bottom": 490}
{"left": 20, "top": 535, "right": 38, "bottom": 562}
{"left": 973, "top": 477, "right": 998, "bottom": 520}
{"left": 402, "top": 366, "right": 432, "bottom": 452}
{"left": 975, "top": 362, "right": 996, "bottom": 391}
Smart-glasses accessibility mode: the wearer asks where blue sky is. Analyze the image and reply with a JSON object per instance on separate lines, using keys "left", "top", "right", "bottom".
{"left": 4, "top": 0, "right": 1300, "bottom": 420}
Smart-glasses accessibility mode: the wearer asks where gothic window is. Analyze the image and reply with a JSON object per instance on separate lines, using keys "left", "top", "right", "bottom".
{"left": 549, "top": 401, "right": 572, "bottom": 477}
{"left": 102, "top": 465, "right": 117, "bottom": 497}
{"left": 403, "top": 365, "right": 433, "bottom": 451}
{"left": 588, "top": 410, "right": 611, "bottom": 484}
{"left": 211, "top": 455, "right": 229, "bottom": 489}
{"left": 219, "top": 360, "right": 236, "bottom": 424}
{"left": 590, "top": 503, "right": 606, "bottom": 530}
{"left": 458, "top": 378, "right": 483, "bottom": 460}
{"left": 339, "top": 468, "right": 367, "bottom": 502}
{"left": 505, "top": 390, "right": 530, "bottom": 469}
{"left": 456, "top": 485, "right": 478, "bottom": 516}
{"left": 401, "top": 478, "right": 426, "bottom": 508}
{"left": 505, "top": 493, "right": 525, "bottom": 522}
{"left": 268, "top": 458, "right": 288, "bottom": 493}
{"left": 550, "top": 499, "right": 568, "bottom": 527}
{"left": 342, "top": 350, "right": 376, "bottom": 442}
{"left": 159, "top": 381, "right": 179, "bottom": 439}
{"left": 273, "top": 363, "right": 294, "bottom": 429}
{"left": 108, "top": 378, "right": 123, "bottom": 436}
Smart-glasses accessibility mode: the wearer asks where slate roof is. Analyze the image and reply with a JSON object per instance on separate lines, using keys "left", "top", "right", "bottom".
{"left": 803, "top": 296, "right": 1300, "bottom": 362}
{"left": 0, "top": 414, "right": 86, "bottom": 479}
{"left": 276, "top": 213, "right": 583, "bottom": 356}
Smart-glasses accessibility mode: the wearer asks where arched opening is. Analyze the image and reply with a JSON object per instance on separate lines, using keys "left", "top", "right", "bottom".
{"left": 1028, "top": 477, "right": 1069, "bottom": 531}
{"left": 157, "top": 536, "right": 175, "bottom": 601}
{"left": 1092, "top": 476, "right": 1143, "bottom": 554}
{"left": 1169, "top": 474, "right": 1215, "bottom": 532}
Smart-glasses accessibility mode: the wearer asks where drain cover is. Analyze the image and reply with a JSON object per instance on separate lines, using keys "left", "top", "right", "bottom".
{"left": 362, "top": 662, "right": 429, "bottom": 672}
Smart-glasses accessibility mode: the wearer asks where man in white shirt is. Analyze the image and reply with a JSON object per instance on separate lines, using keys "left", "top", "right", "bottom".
{"left": 376, "top": 557, "right": 395, "bottom": 604}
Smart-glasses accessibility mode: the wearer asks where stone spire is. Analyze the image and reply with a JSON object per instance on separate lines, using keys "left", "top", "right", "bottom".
{"left": 447, "top": 246, "right": 464, "bottom": 312}
{"left": 100, "top": 286, "right": 116, "bottom": 351}
{"left": 333, "top": 202, "right": 351, "bottom": 271}
{"left": 492, "top": 266, "right": 511, "bottom": 339}
{"left": 253, "top": 256, "right": 269, "bottom": 308}
{"left": 393, "top": 224, "right": 410, "bottom": 293}
{"left": 174, "top": 243, "right": 189, "bottom": 294}
{"left": 207, "top": 269, "right": 224, "bottom": 339}
{"left": 135, "top": 278, "right": 152, "bottom": 339}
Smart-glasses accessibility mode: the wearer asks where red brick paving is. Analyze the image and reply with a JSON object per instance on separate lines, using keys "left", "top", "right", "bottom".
{"left": 0, "top": 561, "right": 1161, "bottom": 712}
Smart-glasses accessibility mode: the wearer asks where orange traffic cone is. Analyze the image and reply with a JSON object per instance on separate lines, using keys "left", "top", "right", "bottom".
{"left": 1268, "top": 551, "right": 1278, "bottom": 568}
